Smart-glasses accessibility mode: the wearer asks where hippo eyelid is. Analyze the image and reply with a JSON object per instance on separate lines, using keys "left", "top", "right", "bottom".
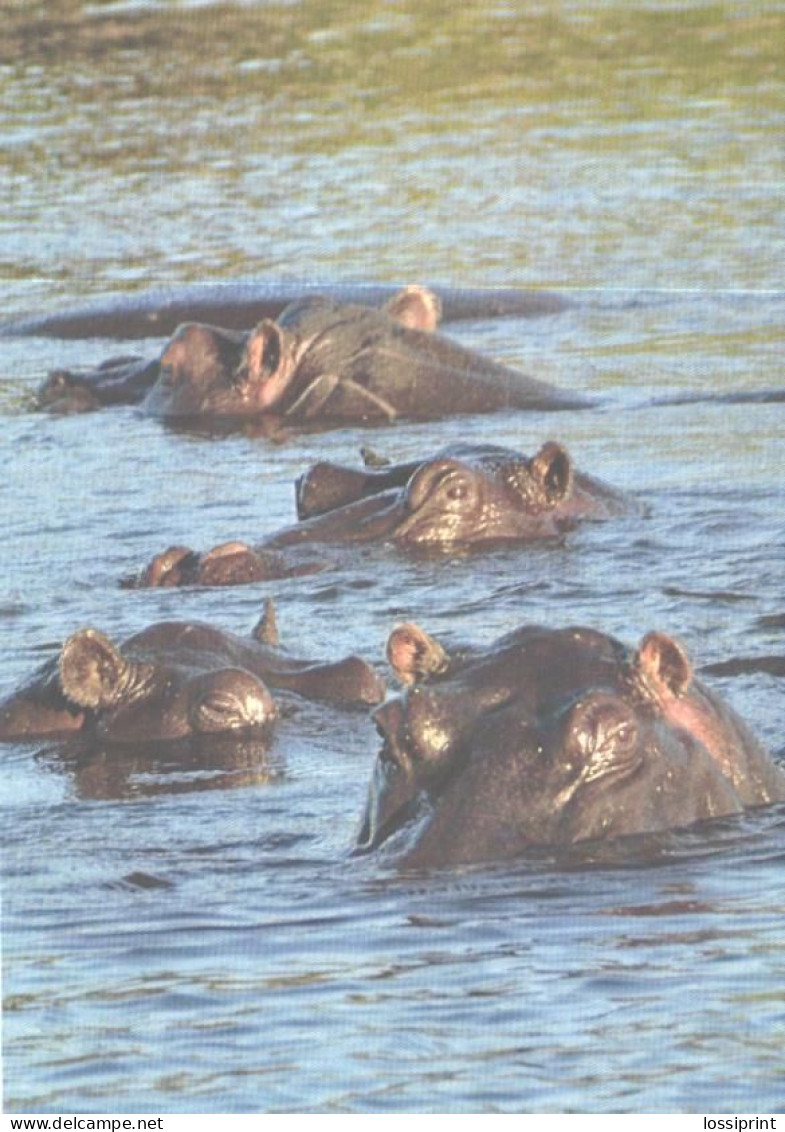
{"left": 563, "top": 694, "right": 638, "bottom": 754}
{"left": 410, "top": 462, "right": 459, "bottom": 490}
{"left": 425, "top": 467, "right": 477, "bottom": 509}
{"left": 583, "top": 712, "right": 641, "bottom": 784}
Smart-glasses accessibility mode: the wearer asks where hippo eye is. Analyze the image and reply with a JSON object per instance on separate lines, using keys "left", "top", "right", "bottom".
{"left": 607, "top": 722, "right": 637, "bottom": 757}
{"left": 617, "top": 723, "right": 635, "bottom": 745}
{"left": 568, "top": 697, "right": 639, "bottom": 772}
{"left": 436, "top": 472, "right": 473, "bottom": 506}
{"left": 406, "top": 459, "right": 473, "bottom": 514}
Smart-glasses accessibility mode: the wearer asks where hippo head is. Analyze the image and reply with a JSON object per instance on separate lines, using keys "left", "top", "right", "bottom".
{"left": 389, "top": 442, "right": 576, "bottom": 548}
{"left": 141, "top": 323, "right": 264, "bottom": 420}
{"left": 142, "top": 286, "right": 441, "bottom": 421}
{"left": 0, "top": 628, "right": 277, "bottom": 745}
{"left": 355, "top": 622, "right": 775, "bottom": 866}
{"left": 283, "top": 442, "right": 579, "bottom": 555}
{"left": 58, "top": 629, "right": 277, "bottom": 743}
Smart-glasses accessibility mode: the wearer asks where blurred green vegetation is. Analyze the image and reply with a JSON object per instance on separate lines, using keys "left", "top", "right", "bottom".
{"left": 2, "top": 1, "right": 781, "bottom": 294}
{"left": 4, "top": 1, "right": 782, "bottom": 127}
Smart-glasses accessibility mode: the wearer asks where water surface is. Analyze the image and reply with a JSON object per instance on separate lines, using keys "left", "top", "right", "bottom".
{"left": 1, "top": 0, "right": 784, "bottom": 1114}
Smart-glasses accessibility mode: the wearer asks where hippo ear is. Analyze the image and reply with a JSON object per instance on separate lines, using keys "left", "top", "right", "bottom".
{"left": 387, "top": 623, "right": 449, "bottom": 685}
{"left": 383, "top": 286, "right": 442, "bottom": 332}
{"left": 530, "top": 441, "right": 573, "bottom": 505}
{"left": 253, "top": 598, "right": 280, "bottom": 647}
{"left": 58, "top": 629, "right": 130, "bottom": 710}
{"left": 244, "top": 320, "right": 283, "bottom": 379}
{"left": 636, "top": 632, "right": 693, "bottom": 698}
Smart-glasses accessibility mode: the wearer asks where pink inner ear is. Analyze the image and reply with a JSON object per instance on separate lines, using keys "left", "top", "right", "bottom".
{"left": 531, "top": 441, "right": 573, "bottom": 502}
{"left": 386, "top": 622, "right": 447, "bottom": 684}
{"left": 387, "top": 625, "right": 420, "bottom": 681}
{"left": 638, "top": 632, "right": 692, "bottom": 697}
{"left": 245, "top": 322, "right": 279, "bottom": 378}
{"left": 387, "top": 622, "right": 437, "bottom": 683}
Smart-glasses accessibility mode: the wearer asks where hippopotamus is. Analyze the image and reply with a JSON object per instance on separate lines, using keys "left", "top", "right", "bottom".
{"left": 128, "top": 440, "right": 642, "bottom": 589}
{"left": 294, "top": 441, "right": 641, "bottom": 522}
{"left": 0, "top": 602, "right": 384, "bottom": 747}
{"left": 357, "top": 622, "right": 785, "bottom": 867}
{"left": 701, "top": 655, "right": 785, "bottom": 678}
{"left": 3, "top": 281, "right": 570, "bottom": 339}
{"left": 35, "top": 285, "right": 590, "bottom": 421}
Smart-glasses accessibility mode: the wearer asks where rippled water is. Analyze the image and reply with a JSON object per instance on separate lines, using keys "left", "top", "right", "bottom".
{"left": 2, "top": 0, "right": 784, "bottom": 1114}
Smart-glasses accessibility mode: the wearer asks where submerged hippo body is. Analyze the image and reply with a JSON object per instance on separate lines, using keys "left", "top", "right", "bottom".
{"left": 4, "top": 281, "right": 570, "bottom": 340}
{"left": 0, "top": 603, "right": 384, "bottom": 747}
{"left": 132, "top": 441, "right": 642, "bottom": 589}
{"left": 358, "top": 623, "right": 785, "bottom": 867}
{"left": 36, "top": 286, "right": 589, "bottom": 422}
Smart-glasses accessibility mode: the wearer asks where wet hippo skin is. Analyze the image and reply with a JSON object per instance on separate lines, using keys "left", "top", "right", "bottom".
{"left": 130, "top": 440, "right": 642, "bottom": 589}
{"left": 356, "top": 622, "right": 785, "bottom": 867}
{"left": 0, "top": 602, "right": 384, "bottom": 746}
{"left": 35, "top": 285, "right": 590, "bottom": 421}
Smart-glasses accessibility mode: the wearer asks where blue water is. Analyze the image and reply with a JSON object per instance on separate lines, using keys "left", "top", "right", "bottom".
{"left": 1, "top": 0, "right": 784, "bottom": 1114}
